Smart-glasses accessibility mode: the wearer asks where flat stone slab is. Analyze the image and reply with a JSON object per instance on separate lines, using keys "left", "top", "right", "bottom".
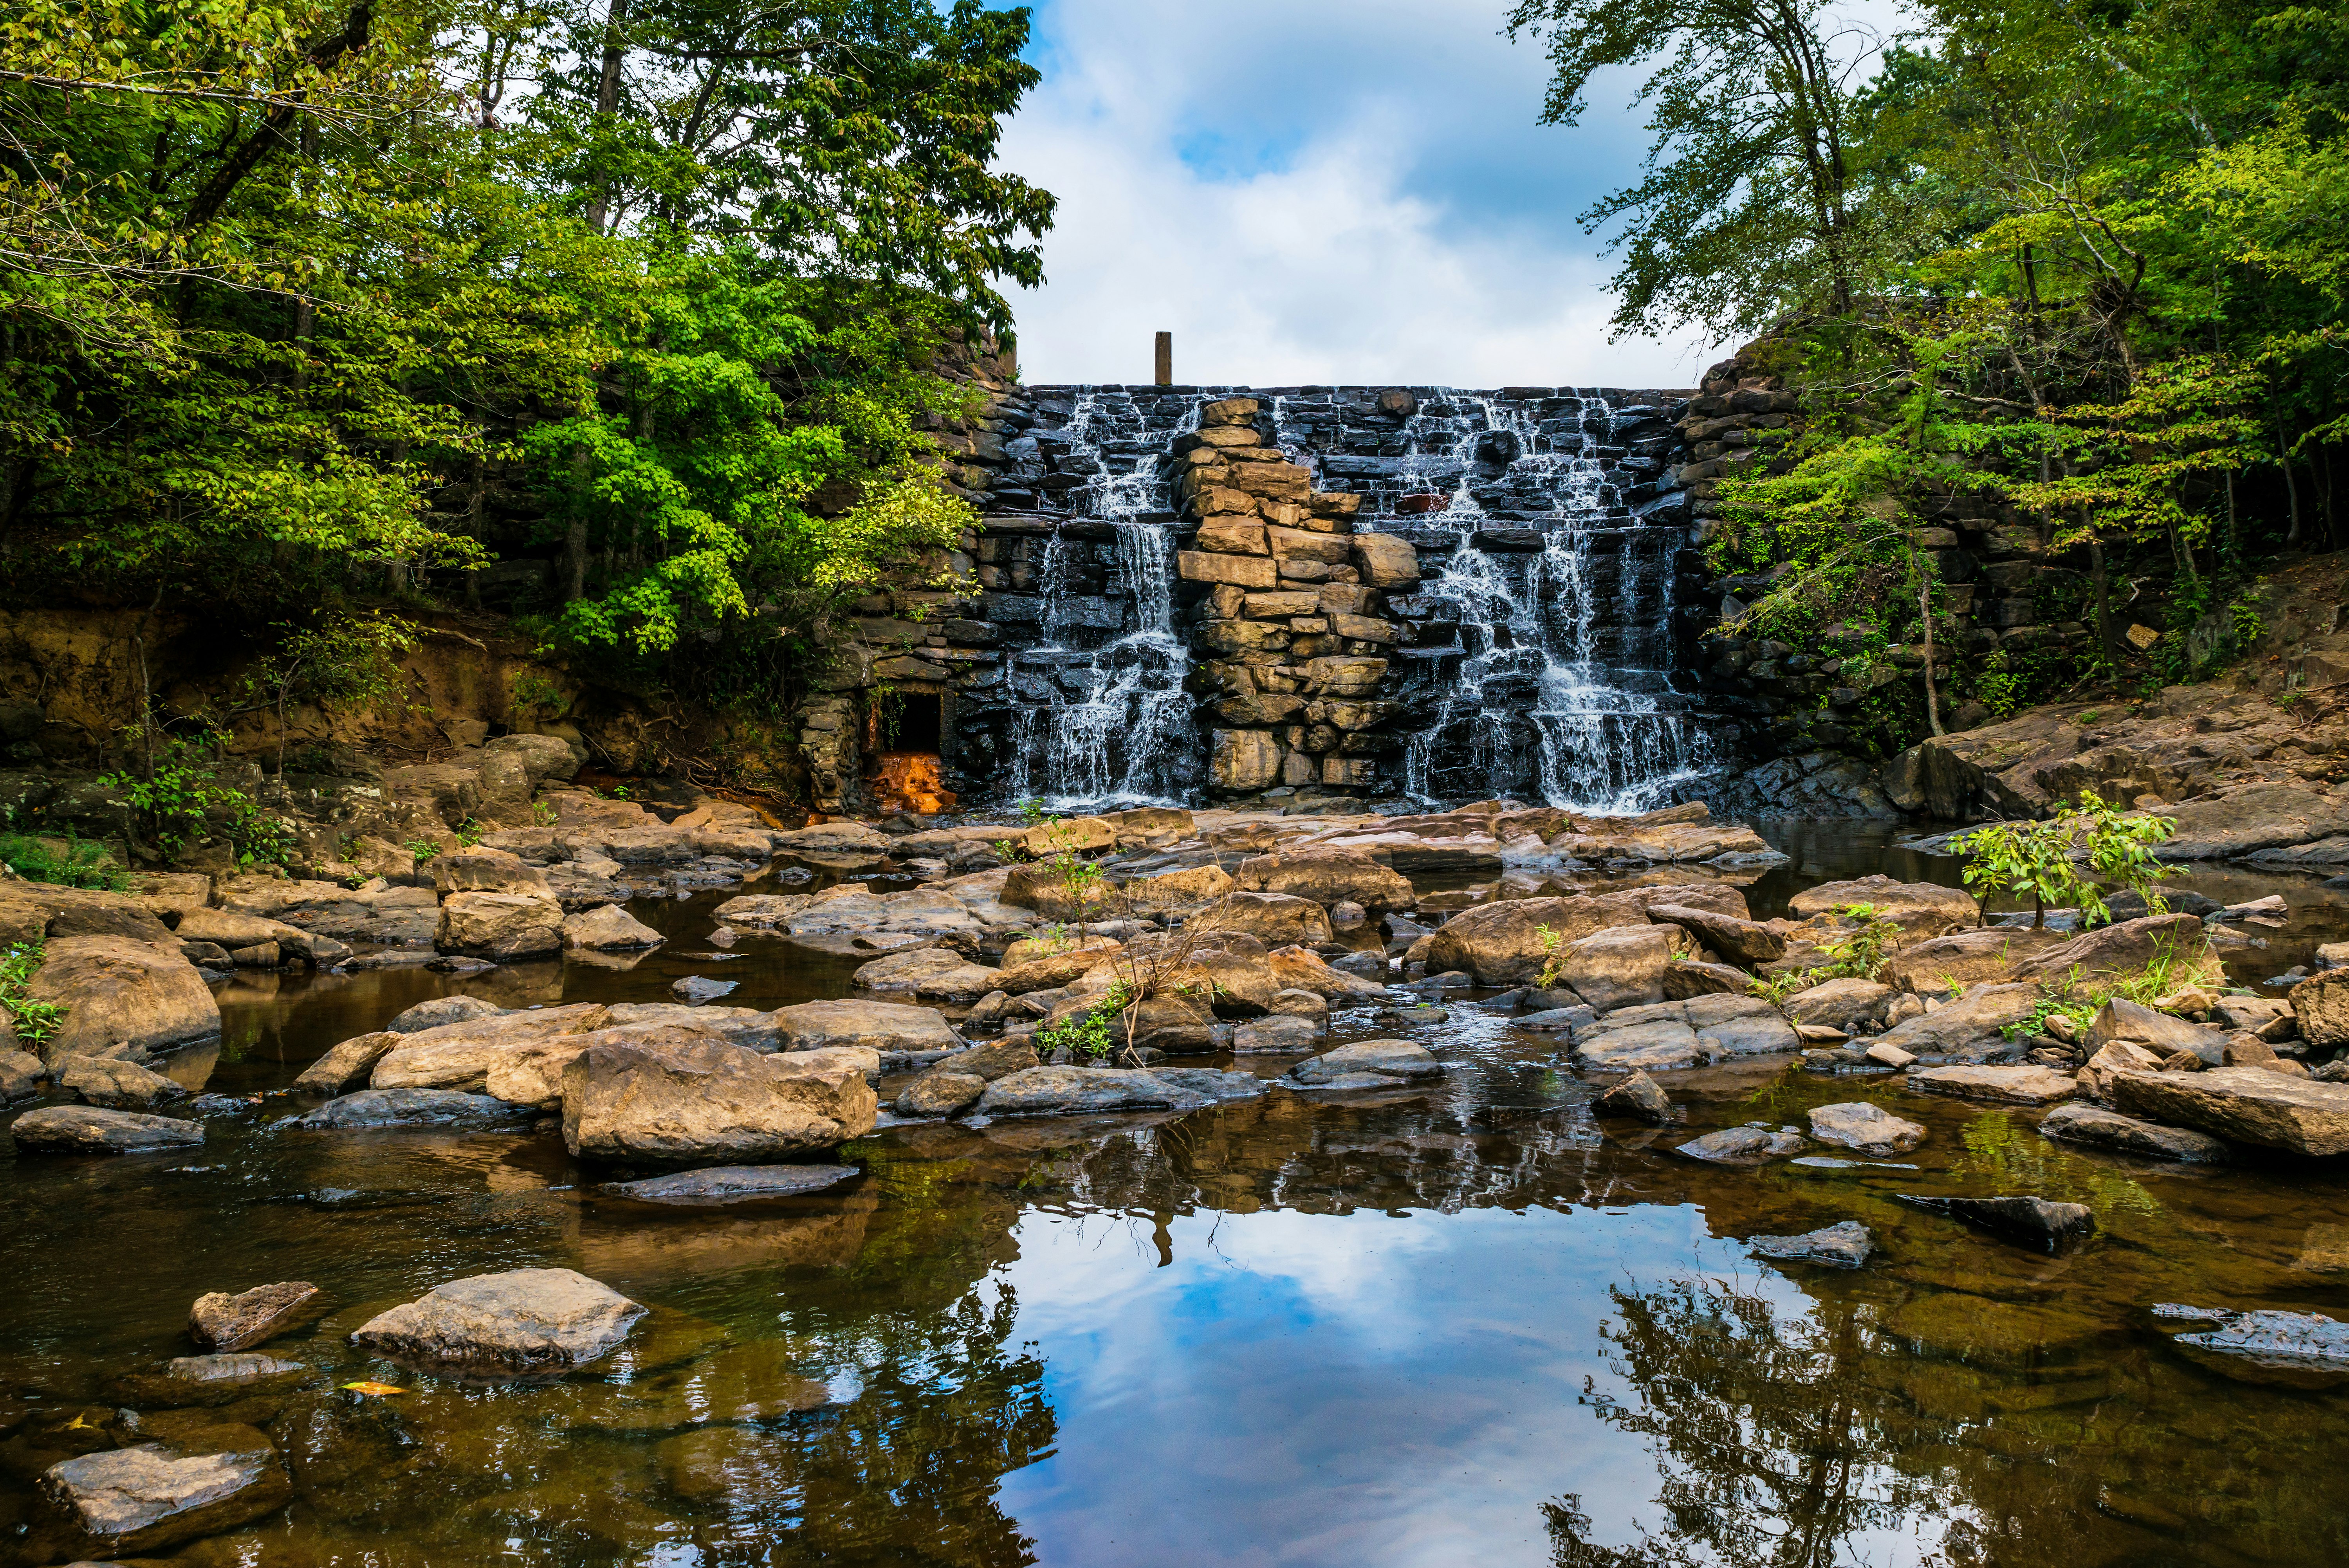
{"left": 1808, "top": 1101, "right": 1927, "bottom": 1156}
{"left": 1574, "top": 1018, "right": 1705, "bottom": 1070}
{"left": 191, "top": 1281, "right": 321, "bottom": 1351}
{"left": 1898, "top": 1194, "right": 2096, "bottom": 1253}
{"left": 42, "top": 1424, "right": 290, "bottom": 1556}
{"left": 1748, "top": 1220, "right": 1874, "bottom": 1269}
{"left": 289, "top": 1089, "right": 533, "bottom": 1130}
{"left": 351, "top": 1267, "right": 646, "bottom": 1377}
{"left": 2152, "top": 1303, "right": 2349, "bottom": 1367}
{"left": 2037, "top": 1102, "right": 2229, "bottom": 1162}
{"left": 600, "top": 1165, "right": 859, "bottom": 1205}
{"left": 1591, "top": 1068, "right": 1673, "bottom": 1122}
{"left": 1907, "top": 1064, "right": 2077, "bottom": 1106}
{"left": 1672, "top": 1126, "right": 1806, "bottom": 1165}
{"left": 11, "top": 1105, "right": 204, "bottom": 1154}
{"left": 1287, "top": 1038, "right": 1442, "bottom": 1086}
{"left": 162, "top": 1353, "right": 306, "bottom": 1384}
{"left": 2110, "top": 1066, "right": 2349, "bottom": 1156}
{"left": 974, "top": 1066, "right": 1193, "bottom": 1117}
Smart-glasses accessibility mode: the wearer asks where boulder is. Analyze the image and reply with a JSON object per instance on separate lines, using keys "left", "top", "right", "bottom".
{"left": 2077, "top": 1039, "right": 2165, "bottom": 1102}
{"left": 771, "top": 999, "right": 962, "bottom": 1056}
{"left": 561, "top": 1034, "right": 877, "bottom": 1161}
{"left": 190, "top": 1281, "right": 322, "bottom": 1352}
{"left": 896, "top": 1071, "right": 986, "bottom": 1117}
{"left": 431, "top": 847, "right": 550, "bottom": 895}
{"left": 1001, "top": 932, "right": 1123, "bottom": 969}
{"left": 58, "top": 1055, "right": 184, "bottom": 1111}
{"left": 1748, "top": 1221, "right": 1874, "bottom": 1269}
{"left": 2290, "top": 968, "right": 2349, "bottom": 1048}
{"left": 563, "top": 904, "right": 664, "bottom": 951}
{"left": 387, "top": 995, "right": 505, "bottom": 1033}
{"left": 851, "top": 946, "right": 999, "bottom": 1000}
{"left": 1907, "top": 1064, "right": 2077, "bottom": 1106}
{"left": 1786, "top": 876, "right": 1978, "bottom": 938}
{"left": 992, "top": 945, "right": 1123, "bottom": 994}
{"left": 350, "top": 1267, "right": 646, "bottom": 1376}
{"left": 1865, "top": 1043, "right": 1916, "bottom": 1068}
{"left": 436, "top": 890, "right": 566, "bottom": 960}
{"left": 11, "top": 1104, "right": 203, "bottom": 1153}
{"left": 973, "top": 1065, "right": 1201, "bottom": 1116}
{"left": 1672, "top": 1126, "right": 1806, "bottom": 1164}
{"left": 0, "top": 1048, "right": 43, "bottom": 1100}
{"left": 294, "top": 1028, "right": 408, "bottom": 1097}
{"left": 1118, "top": 864, "right": 1237, "bottom": 911}
{"left": 1423, "top": 885, "right": 1749, "bottom": 984}
{"left": 2011, "top": 914, "right": 2219, "bottom": 987}
{"left": 1286, "top": 1038, "right": 1443, "bottom": 1087}
{"left": 1781, "top": 978, "right": 1895, "bottom": 1032}
{"left": 370, "top": 1003, "right": 613, "bottom": 1092}
{"left": 1553, "top": 924, "right": 1683, "bottom": 1012}
{"left": 2037, "top": 1102, "right": 2228, "bottom": 1162}
{"left": 1232, "top": 1015, "right": 1319, "bottom": 1054}
{"left": 1266, "top": 944, "right": 1385, "bottom": 1000}
{"left": 1881, "top": 926, "right": 2069, "bottom": 993}
{"left": 1896, "top": 1194, "right": 2095, "bottom": 1253}
{"left": 290, "top": 1089, "right": 533, "bottom": 1130}
{"left": 1872, "top": 983, "right": 2043, "bottom": 1056}
{"left": 600, "top": 1165, "right": 859, "bottom": 1204}
{"left": 1591, "top": 1069, "right": 1673, "bottom": 1122}
{"left": 1662, "top": 960, "right": 1756, "bottom": 999}
{"left": 2085, "top": 996, "right": 2226, "bottom": 1064}
{"left": 1646, "top": 903, "right": 1785, "bottom": 964}
{"left": 670, "top": 976, "right": 738, "bottom": 1006}
{"left": 25, "top": 934, "right": 220, "bottom": 1063}
{"left": 1233, "top": 849, "right": 1416, "bottom": 912}
{"left": 2109, "top": 1066, "right": 2349, "bottom": 1156}
{"left": 1808, "top": 1101, "right": 1927, "bottom": 1155}
{"left": 1191, "top": 892, "right": 1335, "bottom": 947}
{"left": 1020, "top": 815, "right": 1116, "bottom": 857}
{"left": 1351, "top": 533, "right": 1420, "bottom": 589}
{"left": 40, "top": 1423, "right": 290, "bottom": 1556}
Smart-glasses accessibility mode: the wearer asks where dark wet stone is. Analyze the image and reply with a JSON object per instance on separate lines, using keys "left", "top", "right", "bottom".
{"left": 1515, "top": 1007, "right": 1593, "bottom": 1032}
{"left": 1287, "top": 1039, "right": 1443, "bottom": 1086}
{"left": 1153, "top": 1066, "right": 1270, "bottom": 1103}
{"left": 288, "top": 1089, "right": 533, "bottom": 1131}
{"left": 670, "top": 975, "right": 739, "bottom": 1004}
{"left": 1748, "top": 1220, "right": 1874, "bottom": 1269}
{"left": 1898, "top": 1194, "right": 2096, "bottom": 1253}
{"left": 2152, "top": 1303, "right": 2349, "bottom": 1371}
{"left": 191, "top": 1281, "right": 322, "bottom": 1351}
{"left": 1331, "top": 951, "right": 1389, "bottom": 980}
{"left": 11, "top": 1105, "right": 204, "bottom": 1154}
{"left": 1375, "top": 1004, "right": 1451, "bottom": 1025}
{"left": 1591, "top": 1069, "right": 1673, "bottom": 1122}
{"left": 1671, "top": 1126, "right": 1806, "bottom": 1165}
{"left": 2038, "top": 1102, "right": 2229, "bottom": 1162}
{"left": 601, "top": 1165, "right": 861, "bottom": 1204}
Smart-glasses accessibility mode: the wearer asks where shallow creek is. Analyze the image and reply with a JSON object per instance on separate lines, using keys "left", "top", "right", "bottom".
{"left": 7, "top": 827, "right": 2349, "bottom": 1565}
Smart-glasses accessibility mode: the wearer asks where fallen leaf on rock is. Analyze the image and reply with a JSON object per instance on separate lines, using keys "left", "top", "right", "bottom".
{"left": 340, "top": 1381, "right": 408, "bottom": 1396}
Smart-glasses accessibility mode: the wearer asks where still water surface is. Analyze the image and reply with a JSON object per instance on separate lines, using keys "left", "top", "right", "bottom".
{"left": 4, "top": 826, "right": 2348, "bottom": 1566}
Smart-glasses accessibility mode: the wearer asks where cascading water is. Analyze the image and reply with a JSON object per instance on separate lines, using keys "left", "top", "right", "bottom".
{"left": 1369, "top": 391, "right": 1716, "bottom": 812}
{"left": 996, "top": 389, "right": 1198, "bottom": 807}
{"left": 978, "top": 381, "right": 1715, "bottom": 812}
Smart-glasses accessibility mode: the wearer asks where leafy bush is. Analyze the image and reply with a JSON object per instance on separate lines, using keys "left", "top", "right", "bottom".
{"left": 99, "top": 729, "right": 295, "bottom": 867}
{"left": 1953, "top": 790, "right": 2175, "bottom": 927}
{"left": 1037, "top": 983, "right": 1133, "bottom": 1065}
{"left": 0, "top": 832, "right": 126, "bottom": 890}
{"left": 0, "top": 940, "right": 65, "bottom": 1045}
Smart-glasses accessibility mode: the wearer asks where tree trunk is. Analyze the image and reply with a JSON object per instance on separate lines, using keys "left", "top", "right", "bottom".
{"left": 2087, "top": 532, "right": 2116, "bottom": 668}
{"left": 581, "top": 0, "right": 632, "bottom": 234}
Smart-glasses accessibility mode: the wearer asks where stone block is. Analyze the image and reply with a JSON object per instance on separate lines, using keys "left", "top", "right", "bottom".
{"left": 1322, "top": 757, "right": 1377, "bottom": 787}
{"left": 1310, "top": 491, "right": 1363, "bottom": 520}
{"left": 1211, "top": 729, "right": 1285, "bottom": 792}
{"left": 1317, "top": 583, "right": 1376, "bottom": 616}
{"left": 1283, "top": 751, "right": 1319, "bottom": 786}
{"left": 1303, "top": 656, "right": 1387, "bottom": 697}
{"left": 1202, "top": 396, "right": 1260, "bottom": 426}
{"left": 1267, "top": 526, "right": 1353, "bottom": 564}
{"left": 1194, "top": 516, "right": 1268, "bottom": 554}
{"left": 1328, "top": 614, "right": 1393, "bottom": 644}
{"left": 1185, "top": 485, "right": 1257, "bottom": 517}
{"left": 1352, "top": 534, "right": 1420, "bottom": 589}
{"left": 1178, "top": 550, "right": 1279, "bottom": 589}
{"left": 1200, "top": 620, "right": 1292, "bottom": 655}
{"left": 1242, "top": 590, "right": 1322, "bottom": 618}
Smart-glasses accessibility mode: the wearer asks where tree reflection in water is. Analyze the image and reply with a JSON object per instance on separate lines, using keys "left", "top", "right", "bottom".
{"left": 1547, "top": 1279, "right": 1971, "bottom": 1568}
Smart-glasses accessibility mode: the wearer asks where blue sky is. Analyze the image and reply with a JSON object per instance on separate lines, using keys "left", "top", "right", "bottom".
{"left": 996, "top": 0, "right": 1723, "bottom": 389}
{"left": 996, "top": 0, "right": 1903, "bottom": 389}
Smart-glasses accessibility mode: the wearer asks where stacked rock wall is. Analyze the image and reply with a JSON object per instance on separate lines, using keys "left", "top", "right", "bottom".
{"left": 1170, "top": 396, "right": 1420, "bottom": 796}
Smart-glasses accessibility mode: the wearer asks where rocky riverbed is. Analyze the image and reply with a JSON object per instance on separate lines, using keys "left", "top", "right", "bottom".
{"left": 6, "top": 801, "right": 2349, "bottom": 1564}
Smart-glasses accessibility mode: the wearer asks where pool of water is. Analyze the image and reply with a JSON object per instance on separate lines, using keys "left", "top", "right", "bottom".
{"left": 5, "top": 826, "right": 2349, "bottom": 1566}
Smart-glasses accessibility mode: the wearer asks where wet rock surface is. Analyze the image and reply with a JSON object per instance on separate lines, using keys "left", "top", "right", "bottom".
{"left": 1807, "top": 1101, "right": 1927, "bottom": 1155}
{"left": 2110, "top": 1066, "right": 2349, "bottom": 1156}
{"left": 1672, "top": 1126, "right": 1807, "bottom": 1164}
{"left": 190, "top": 1281, "right": 323, "bottom": 1351}
{"left": 352, "top": 1267, "right": 647, "bottom": 1376}
{"left": 11, "top": 1104, "right": 204, "bottom": 1153}
{"left": 600, "top": 1165, "right": 860, "bottom": 1204}
{"left": 2037, "top": 1102, "right": 2230, "bottom": 1162}
{"left": 1748, "top": 1220, "right": 1875, "bottom": 1269}
{"left": 1898, "top": 1194, "right": 2096, "bottom": 1252}
{"left": 40, "top": 1422, "right": 291, "bottom": 1555}
{"left": 291, "top": 1088, "right": 533, "bottom": 1130}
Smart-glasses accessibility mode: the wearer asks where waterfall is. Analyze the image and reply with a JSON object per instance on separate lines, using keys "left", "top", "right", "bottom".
{"left": 999, "top": 388, "right": 1198, "bottom": 807}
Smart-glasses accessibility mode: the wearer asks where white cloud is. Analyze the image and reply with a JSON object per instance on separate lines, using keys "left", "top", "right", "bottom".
{"left": 999, "top": 0, "right": 1727, "bottom": 389}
